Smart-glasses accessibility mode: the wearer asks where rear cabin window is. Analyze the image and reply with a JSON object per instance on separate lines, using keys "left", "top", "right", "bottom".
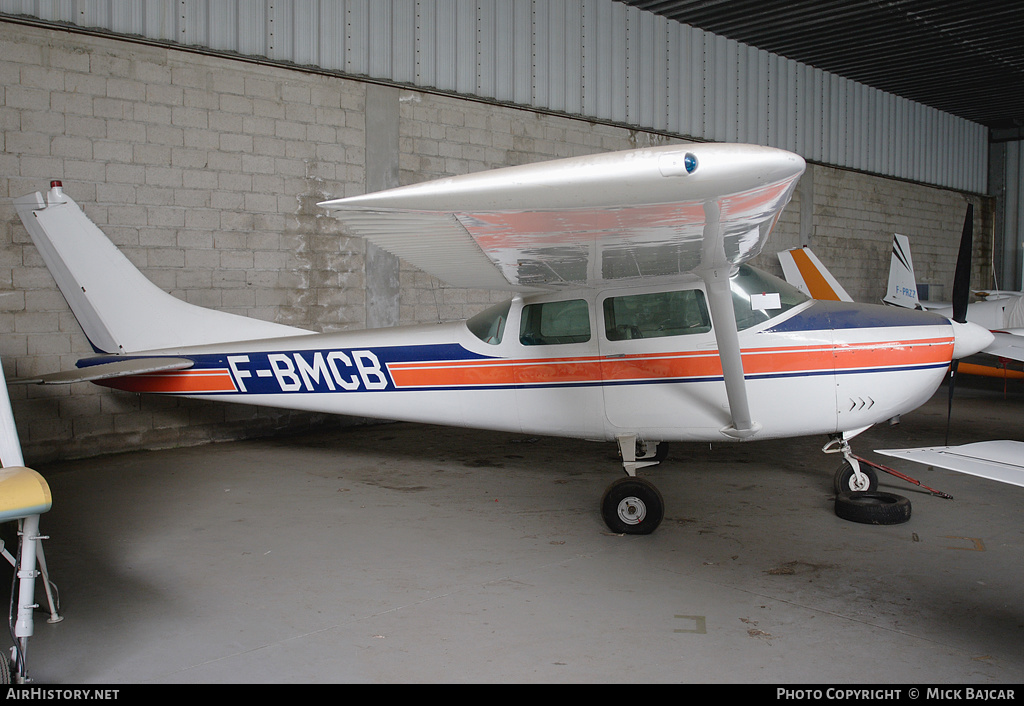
{"left": 467, "top": 300, "right": 511, "bottom": 345}
{"left": 603, "top": 289, "right": 711, "bottom": 340}
{"left": 519, "top": 299, "right": 591, "bottom": 345}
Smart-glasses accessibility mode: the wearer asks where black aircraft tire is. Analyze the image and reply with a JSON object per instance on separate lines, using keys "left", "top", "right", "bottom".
{"left": 601, "top": 477, "right": 664, "bottom": 535}
{"left": 832, "top": 461, "right": 878, "bottom": 494}
{"left": 835, "top": 491, "right": 911, "bottom": 525}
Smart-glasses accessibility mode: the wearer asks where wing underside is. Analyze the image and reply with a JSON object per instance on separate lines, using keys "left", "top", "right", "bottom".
{"left": 321, "top": 143, "right": 806, "bottom": 291}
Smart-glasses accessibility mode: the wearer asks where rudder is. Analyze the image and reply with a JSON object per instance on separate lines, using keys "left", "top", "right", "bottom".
{"left": 14, "top": 183, "right": 310, "bottom": 354}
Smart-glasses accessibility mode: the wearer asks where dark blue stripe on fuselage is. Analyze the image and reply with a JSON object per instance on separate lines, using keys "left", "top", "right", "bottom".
{"left": 767, "top": 301, "right": 948, "bottom": 333}
{"left": 77, "top": 342, "right": 493, "bottom": 369}
{"left": 77, "top": 343, "right": 497, "bottom": 395}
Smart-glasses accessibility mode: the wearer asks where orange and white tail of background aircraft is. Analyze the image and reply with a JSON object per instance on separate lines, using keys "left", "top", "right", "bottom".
{"left": 12, "top": 143, "right": 995, "bottom": 534}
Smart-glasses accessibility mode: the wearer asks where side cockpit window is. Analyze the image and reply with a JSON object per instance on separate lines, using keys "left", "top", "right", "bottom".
{"left": 520, "top": 299, "right": 591, "bottom": 345}
{"left": 603, "top": 289, "right": 711, "bottom": 340}
{"left": 467, "top": 300, "right": 512, "bottom": 345}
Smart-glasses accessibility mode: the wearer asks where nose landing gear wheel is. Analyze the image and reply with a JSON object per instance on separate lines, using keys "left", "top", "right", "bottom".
{"left": 833, "top": 460, "right": 878, "bottom": 494}
{"left": 601, "top": 477, "right": 664, "bottom": 534}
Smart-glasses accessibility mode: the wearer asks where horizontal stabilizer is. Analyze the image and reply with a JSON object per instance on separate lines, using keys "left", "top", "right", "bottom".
{"left": 14, "top": 357, "right": 194, "bottom": 385}
{"left": 876, "top": 441, "right": 1024, "bottom": 488}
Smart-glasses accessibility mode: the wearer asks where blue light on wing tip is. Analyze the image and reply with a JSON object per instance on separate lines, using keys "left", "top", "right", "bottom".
{"left": 684, "top": 153, "right": 698, "bottom": 173}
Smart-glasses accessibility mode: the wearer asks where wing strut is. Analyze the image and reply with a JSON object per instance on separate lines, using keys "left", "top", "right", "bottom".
{"left": 703, "top": 268, "right": 760, "bottom": 439}
{"left": 698, "top": 200, "right": 760, "bottom": 439}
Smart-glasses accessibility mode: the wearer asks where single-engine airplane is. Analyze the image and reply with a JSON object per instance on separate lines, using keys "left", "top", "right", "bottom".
{"left": 11, "top": 143, "right": 995, "bottom": 533}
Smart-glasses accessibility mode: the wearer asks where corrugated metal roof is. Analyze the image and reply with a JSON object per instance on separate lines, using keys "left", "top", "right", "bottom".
{"left": 0, "top": 0, "right": 993, "bottom": 189}
{"left": 618, "top": 0, "right": 1024, "bottom": 132}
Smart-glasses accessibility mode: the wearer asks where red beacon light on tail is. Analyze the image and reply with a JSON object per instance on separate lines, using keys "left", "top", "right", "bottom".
{"left": 47, "top": 180, "right": 65, "bottom": 203}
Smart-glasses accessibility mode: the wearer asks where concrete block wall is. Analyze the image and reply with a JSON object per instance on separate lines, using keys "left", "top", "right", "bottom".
{"left": 0, "top": 21, "right": 989, "bottom": 464}
{"left": 801, "top": 166, "right": 990, "bottom": 305}
{"left": 1, "top": 23, "right": 374, "bottom": 463}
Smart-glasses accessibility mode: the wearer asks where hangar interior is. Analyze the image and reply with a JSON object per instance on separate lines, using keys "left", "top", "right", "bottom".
{"left": 0, "top": 0, "right": 1021, "bottom": 684}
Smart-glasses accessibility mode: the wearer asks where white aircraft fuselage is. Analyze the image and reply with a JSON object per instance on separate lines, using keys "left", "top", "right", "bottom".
{"left": 86, "top": 278, "right": 956, "bottom": 445}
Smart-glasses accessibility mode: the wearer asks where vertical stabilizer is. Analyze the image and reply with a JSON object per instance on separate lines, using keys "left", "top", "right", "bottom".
{"left": 883, "top": 234, "right": 923, "bottom": 309}
{"left": 14, "top": 184, "right": 310, "bottom": 354}
{"left": 777, "top": 247, "right": 853, "bottom": 302}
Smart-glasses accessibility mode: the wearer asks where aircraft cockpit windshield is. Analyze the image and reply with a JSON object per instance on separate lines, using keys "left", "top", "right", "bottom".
{"left": 730, "top": 264, "right": 809, "bottom": 330}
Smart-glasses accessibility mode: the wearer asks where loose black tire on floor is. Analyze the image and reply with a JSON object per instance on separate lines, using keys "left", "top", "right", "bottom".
{"left": 835, "top": 491, "right": 912, "bottom": 525}
{"left": 601, "top": 477, "right": 665, "bottom": 535}
{"left": 832, "top": 461, "right": 878, "bottom": 494}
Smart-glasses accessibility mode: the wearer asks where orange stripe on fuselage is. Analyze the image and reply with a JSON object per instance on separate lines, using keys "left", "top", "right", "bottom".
{"left": 98, "top": 369, "right": 238, "bottom": 394}
{"left": 831, "top": 338, "right": 954, "bottom": 371}
{"left": 388, "top": 338, "right": 955, "bottom": 388}
{"left": 97, "top": 337, "right": 955, "bottom": 394}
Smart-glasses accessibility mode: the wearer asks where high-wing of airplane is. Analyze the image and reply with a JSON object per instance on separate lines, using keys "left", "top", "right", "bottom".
{"left": 11, "top": 143, "right": 995, "bottom": 533}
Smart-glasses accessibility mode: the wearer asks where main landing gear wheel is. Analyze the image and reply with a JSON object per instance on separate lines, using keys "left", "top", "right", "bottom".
{"left": 833, "top": 460, "right": 878, "bottom": 494}
{"left": 835, "top": 491, "right": 912, "bottom": 525}
{"left": 601, "top": 477, "right": 664, "bottom": 535}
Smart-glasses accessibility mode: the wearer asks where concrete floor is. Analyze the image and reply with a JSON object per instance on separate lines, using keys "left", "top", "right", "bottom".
{"left": 6, "top": 377, "right": 1023, "bottom": 684}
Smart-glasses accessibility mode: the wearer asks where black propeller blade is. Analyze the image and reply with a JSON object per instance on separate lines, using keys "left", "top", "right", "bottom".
{"left": 946, "top": 204, "right": 974, "bottom": 444}
{"left": 951, "top": 204, "right": 974, "bottom": 325}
